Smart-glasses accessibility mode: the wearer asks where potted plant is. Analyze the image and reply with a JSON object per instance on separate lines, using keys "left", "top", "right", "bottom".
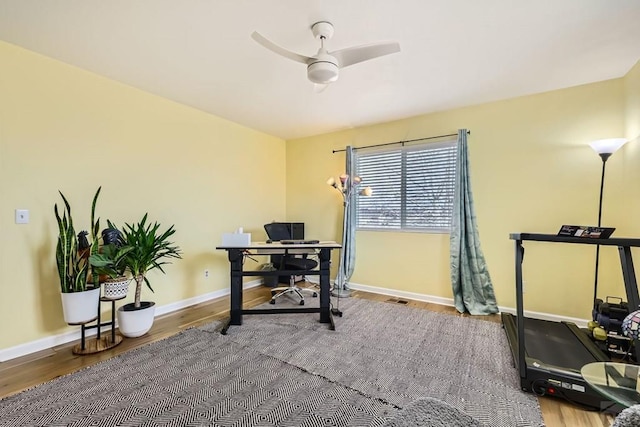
{"left": 89, "top": 233, "right": 134, "bottom": 300}
{"left": 54, "top": 187, "right": 102, "bottom": 324}
{"left": 116, "top": 214, "right": 182, "bottom": 337}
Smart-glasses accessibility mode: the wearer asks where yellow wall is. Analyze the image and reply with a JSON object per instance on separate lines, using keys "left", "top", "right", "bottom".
{"left": 287, "top": 78, "right": 633, "bottom": 319}
{"left": 1, "top": 38, "right": 638, "bottom": 354}
{"left": 0, "top": 41, "right": 286, "bottom": 350}
{"left": 623, "top": 61, "right": 640, "bottom": 240}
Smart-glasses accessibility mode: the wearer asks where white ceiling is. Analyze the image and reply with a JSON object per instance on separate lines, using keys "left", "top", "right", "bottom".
{"left": 1, "top": 0, "right": 639, "bottom": 140}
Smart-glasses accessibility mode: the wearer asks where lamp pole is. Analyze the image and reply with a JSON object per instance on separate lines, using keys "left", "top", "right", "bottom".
{"left": 592, "top": 152, "right": 610, "bottom": 304}
{"left": 326, "top": 174, "right": 372, "bottom": 299}
{"left": 589, "top": 138, "right": 628, "bottom": 306}
{"left": 334, "top": 198, "right": 351, "bottom": 298}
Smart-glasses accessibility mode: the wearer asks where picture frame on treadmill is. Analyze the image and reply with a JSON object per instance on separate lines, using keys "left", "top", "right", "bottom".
{"left": 557, "top": 225, "right": 615, "bottom": 239}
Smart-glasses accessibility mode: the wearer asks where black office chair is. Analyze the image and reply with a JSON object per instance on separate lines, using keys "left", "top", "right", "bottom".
{"left": 264, "top": 223, "right": 318, "bottom": 305}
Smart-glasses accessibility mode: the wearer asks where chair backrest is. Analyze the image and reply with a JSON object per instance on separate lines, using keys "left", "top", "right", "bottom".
{"left": 264, "top": 222, "right": 292, "bottom": 241}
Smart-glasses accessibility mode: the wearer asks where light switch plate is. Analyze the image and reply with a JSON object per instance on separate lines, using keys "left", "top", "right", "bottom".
{"left": 15, "top": 209, "right": 29, "bottom": 224}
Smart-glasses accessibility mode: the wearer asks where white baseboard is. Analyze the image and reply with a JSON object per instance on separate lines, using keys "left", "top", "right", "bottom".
{"left": 347, "top": 281, "right": 591, "bottom": 328}
{"left": 348, "top": 282, "right": 456, "bottom": 307}
{"left": 0, "top": 278, "right": 590, "bottom": 362}
{"left": 0, "top": 280, "right": 263, "bottom": 362}
{"left": 498, "top": 306, "right": 590, "bottom": 328}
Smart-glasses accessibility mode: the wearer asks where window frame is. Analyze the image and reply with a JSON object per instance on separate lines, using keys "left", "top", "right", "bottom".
{"left": 354, "top": 138, "right": 458, "bottom": 233}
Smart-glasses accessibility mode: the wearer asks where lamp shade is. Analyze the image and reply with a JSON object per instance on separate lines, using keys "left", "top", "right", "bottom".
{"left": 622, "top": 310, "right": 640, "bottom": 340}
{"left": 589, "top": 138, "right": 628, "bottom": 155}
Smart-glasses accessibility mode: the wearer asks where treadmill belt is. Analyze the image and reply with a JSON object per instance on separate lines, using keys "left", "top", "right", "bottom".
{"left": 523, "top": 317, "right": 597, "bottom": 370}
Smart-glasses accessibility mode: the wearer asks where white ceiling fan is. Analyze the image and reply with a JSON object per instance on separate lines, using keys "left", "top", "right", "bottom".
{"left": 251, "top": 21, "right": 400, "bottom": 89}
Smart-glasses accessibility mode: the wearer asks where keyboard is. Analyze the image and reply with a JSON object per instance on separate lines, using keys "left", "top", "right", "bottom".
{"left": 280, "top": 239, "right": 320, "bottom": 244}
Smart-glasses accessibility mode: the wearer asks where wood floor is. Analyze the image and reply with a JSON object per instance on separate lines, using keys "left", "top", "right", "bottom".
{"left": 0, "top": 286, "right": 615, "bottom": 427}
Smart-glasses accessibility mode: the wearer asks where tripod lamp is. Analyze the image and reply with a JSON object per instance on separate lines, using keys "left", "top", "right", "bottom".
{"left": 327, "top": 174, "right": 372, "bottom": 297}
{"left": 589, "top": 137, "right": 628, "bottom": 303}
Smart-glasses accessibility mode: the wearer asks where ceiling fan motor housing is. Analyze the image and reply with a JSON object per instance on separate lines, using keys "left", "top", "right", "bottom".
{"left": 311, "top": 21, "right": 335, "bottom": 40}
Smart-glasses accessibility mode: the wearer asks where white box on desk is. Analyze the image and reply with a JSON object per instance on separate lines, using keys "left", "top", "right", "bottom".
{"left": 221, "top": 233, "right": 251, "bottom": 246}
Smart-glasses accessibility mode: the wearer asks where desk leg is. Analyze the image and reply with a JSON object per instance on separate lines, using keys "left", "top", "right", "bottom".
{"left": 222, "top": 249, "right": 244, "bottom": 335}
{"left": 318, "top": 248, "right": 334, "bottom": 329}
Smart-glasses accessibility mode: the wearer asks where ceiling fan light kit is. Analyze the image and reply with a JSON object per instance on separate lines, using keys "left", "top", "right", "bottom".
{"left": 308, "top": 59, "right": 339, "bottom": 84}
{"left": 252, "top": 21, "right": 400, "bottom": 86}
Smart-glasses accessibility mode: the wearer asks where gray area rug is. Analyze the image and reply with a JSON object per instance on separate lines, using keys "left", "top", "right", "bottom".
{"left": 204, "top": 297, "right": 543, "bottom": 427}
{"left": 382, "top": 397, "right": 486, "bottom": 427}
{"left": 0, "top": 297, "right": 543, "bottom": 426}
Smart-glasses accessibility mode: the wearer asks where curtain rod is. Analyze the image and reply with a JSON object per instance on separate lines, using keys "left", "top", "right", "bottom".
{"left": 332, "top": 130, "right": 470, "bottom": 153}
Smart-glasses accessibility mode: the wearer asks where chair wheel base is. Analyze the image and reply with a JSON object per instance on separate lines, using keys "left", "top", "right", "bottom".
{"left": 269, "top": 299, "right": 276, "bottom": 304}
{"left": 312, "top": 292, "right": 317, "bottom": 297}
{"left": 299, "top": 300, "right": 305, "bottom": 306}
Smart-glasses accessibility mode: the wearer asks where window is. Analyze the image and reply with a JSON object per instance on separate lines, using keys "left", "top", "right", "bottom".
{"left": 355, "top": 139, "right": 457, "bottom": 232}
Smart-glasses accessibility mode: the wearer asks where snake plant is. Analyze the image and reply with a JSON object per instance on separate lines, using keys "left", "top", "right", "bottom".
{"left": 54, "top": 187, "right": 102, "bottom": 293}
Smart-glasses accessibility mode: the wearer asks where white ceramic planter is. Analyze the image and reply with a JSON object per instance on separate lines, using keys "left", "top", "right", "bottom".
{"left": 60, "top": 287, "right": 101, "bottom": 325}
{"left": 117, "top": 302, "right": 156, "bottom": 337}
{"left": 102, "top": 277, "right": 130, "bottom": 300}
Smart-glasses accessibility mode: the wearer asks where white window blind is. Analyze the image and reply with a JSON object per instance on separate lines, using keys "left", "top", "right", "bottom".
{"left": 355, "top": 139, "right": 457, "bottom": 231}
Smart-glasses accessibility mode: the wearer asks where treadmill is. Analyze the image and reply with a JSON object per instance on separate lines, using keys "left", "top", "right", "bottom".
{"left": 502, "top": 233, "right": 640, "bottom": 410}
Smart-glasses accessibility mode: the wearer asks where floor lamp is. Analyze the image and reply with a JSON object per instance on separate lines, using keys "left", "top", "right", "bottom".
{"left": 589, "top": 137, "right": 628, "bottom": 305}
{"left": 327, "top": 174, "right": 372, "bottom": 298}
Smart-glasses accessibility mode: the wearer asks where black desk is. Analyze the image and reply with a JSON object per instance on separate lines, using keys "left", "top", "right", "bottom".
{"left": 216, "top": 241, "right": 341, "bottom": 334}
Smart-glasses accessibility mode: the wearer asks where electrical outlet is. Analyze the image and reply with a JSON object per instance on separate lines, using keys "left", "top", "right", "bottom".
{"left": 15, "top": 209, "right": 29, "bottom": 224}
{"left": 204, "top": 269, "right": 210, "bottom": 279}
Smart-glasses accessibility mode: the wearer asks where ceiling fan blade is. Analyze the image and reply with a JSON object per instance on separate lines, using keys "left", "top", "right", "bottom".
{"left": 251, "top": 31, "right": 311, "bottom": 64}
{"left": 331, "top": 41, "right": 400, "bottom": 68}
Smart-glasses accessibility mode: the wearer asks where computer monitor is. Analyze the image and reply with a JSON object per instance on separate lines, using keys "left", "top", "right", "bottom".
{"left": 264, "top": 222, "right": 292, "bottom": 241}
{"left": 264, "top": 222, "right": 305, "bottom": 240}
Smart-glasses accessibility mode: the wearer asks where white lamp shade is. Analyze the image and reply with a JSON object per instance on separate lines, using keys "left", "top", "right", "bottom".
{"left": 360, "top": 186, "right": 373, "bottom": 197}
{"left": 589, "top": 138, "right": 628, "bottom": 155}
